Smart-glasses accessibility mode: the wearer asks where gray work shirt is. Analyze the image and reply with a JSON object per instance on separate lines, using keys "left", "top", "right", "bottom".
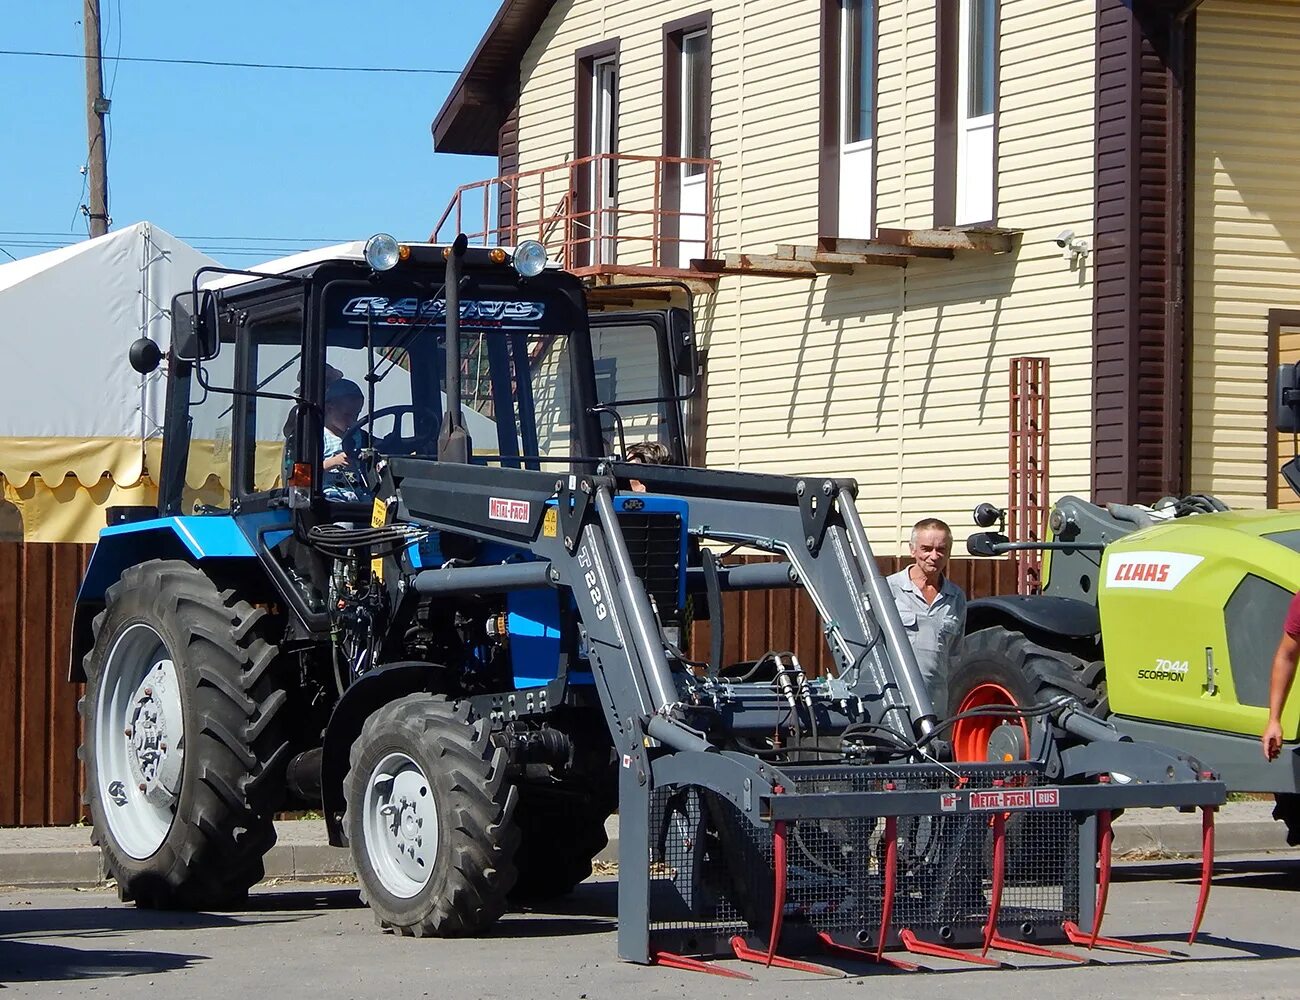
{"left": 885, "top": 568, "right": 967, "bottom": 717}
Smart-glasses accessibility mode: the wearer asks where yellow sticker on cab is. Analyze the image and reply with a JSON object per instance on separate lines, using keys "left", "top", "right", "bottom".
{"left": 543, "top": 507, "right": 558, "bottom": 538}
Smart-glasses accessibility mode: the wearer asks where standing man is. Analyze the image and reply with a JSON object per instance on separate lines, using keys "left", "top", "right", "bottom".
{"left": 1261, "top": 591, "right": 1300, "bottom": 761}
{"left": 886, "top": 518, "right": 967, "bottom": 718}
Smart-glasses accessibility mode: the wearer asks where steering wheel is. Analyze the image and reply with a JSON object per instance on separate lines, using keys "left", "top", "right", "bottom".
{"left": 345, "top": 404, "right": 440, "bottom": 458}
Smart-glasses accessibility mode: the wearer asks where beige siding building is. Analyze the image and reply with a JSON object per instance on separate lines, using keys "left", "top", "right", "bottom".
{"left": 433, "top": 0, "right": 1300, "bottom": 553}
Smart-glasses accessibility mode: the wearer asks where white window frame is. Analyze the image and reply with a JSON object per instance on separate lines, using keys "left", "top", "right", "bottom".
{"left": 677, "top": 29, "right": 709, "bottom": 267}
{"left": 590, "top": 55, "right": 618, "bottom": 264}
{"left": 956, "top": 0, "right": 996, "bottom": 225}
{"left": 837, "top": 0, "right": 874, "bottom": 239}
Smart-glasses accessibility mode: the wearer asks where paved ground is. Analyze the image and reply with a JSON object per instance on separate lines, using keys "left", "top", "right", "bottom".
{"left": 0, "top": 801, "right": 1292, "bottom": 889}
{"left": 2, "top": 855, "right": 1300, "bottom": 999}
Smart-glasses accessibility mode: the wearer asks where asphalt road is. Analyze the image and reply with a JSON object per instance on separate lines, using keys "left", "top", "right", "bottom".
{"left": 3, "top": 857, "right": 1300, "bottom": 999}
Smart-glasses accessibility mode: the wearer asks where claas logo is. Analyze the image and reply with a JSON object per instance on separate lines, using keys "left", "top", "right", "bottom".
{"left": 1112, "top": 561, "right": 1170, "bottom": 584}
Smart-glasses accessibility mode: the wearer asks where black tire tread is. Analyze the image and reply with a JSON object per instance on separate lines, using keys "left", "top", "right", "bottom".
{"left": 79, "top": 559, "right": 289, "bottom": 909}
{"left": 344, "top": 694, "right": 519, "bottom": 937}
{"left": 510, "top": 789, "right": 613, "bottom": 900}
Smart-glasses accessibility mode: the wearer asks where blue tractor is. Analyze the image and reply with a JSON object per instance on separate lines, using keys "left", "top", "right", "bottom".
{"left": 71, "top": 234, "right": 1224, "bottom": 967}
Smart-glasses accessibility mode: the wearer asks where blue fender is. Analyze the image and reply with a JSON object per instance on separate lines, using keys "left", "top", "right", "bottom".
{"left": 69, "top": 516, "right": 260, "bottom": 682}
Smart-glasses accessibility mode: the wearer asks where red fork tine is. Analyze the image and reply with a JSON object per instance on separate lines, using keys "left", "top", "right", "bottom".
{"left": 1190, "top": 805, "right": 1216, "bottom": 945}
{"left": 652, "top": 951, "right": 756, "bottom": 981}
{"left": 877, "top": 811, "right": 898, "bottom": 961}
{"left": 1089, "top": 808, "right": 1113, "bottom": 949}
{"left": 766, "top": 786, "right": 788, "bottom": 969}
{"left": 982, "top": 810, "right": 1007, "bottom": 957}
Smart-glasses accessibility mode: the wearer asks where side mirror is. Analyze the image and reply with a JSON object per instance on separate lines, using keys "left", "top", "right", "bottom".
{"left": 1277, "top": 363, "right": 1300, "bottom": 433}
{"left": 967, "top": 531, "right": 1009, "bottom": 557}
{"left": 1284, "top": 457, "right": 1300, "bottom": 500}
{"left": 128, "top": 337, "right": 162, "bottom": 374}
{"left": 171, "top": 289, "right": 221, "bottom": 362}
{"left": 973, "top": 502, "right": 1005, "bottom": 529}
{"left": 667, "top": 307, "right": 697, "bottom": 378}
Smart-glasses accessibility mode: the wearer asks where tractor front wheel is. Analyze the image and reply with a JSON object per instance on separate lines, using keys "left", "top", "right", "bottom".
{"left": 344, "top": 694, "right": 519, "bottom": 936}
{"left": 80, "top": 560, "right": 289, "bottom": 908}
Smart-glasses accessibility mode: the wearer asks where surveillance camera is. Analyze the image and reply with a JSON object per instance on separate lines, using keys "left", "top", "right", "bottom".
{"left": 1054, "top": 229, "right": 1075, "bottom": 248}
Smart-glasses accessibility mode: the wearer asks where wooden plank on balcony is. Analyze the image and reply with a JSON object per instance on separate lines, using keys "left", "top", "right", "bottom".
{"left": 811, "top": 238, "right": 954, "bottom": 261}
{"left": 692, "top": 255, "right": 819, "bottom": 279}
{"left": 875, "top": 227, "right": 1016, "bottom": 254}
{"left": 778, "top": 245, "right": 909, "bottom": 269}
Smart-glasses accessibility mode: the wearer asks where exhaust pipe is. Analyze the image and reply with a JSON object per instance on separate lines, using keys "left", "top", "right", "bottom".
{"left": 437, "top": 232, "right": 472, "bottom": 463}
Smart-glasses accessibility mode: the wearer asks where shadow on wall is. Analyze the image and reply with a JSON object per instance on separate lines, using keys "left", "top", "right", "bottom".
{"left": 776, "top": 248, "right": 1019, "bottom": 437}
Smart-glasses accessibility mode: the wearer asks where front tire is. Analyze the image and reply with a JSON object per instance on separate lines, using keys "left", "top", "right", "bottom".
{"left": 345, "top": 694, "right": 519, "bottom": 936}
{"left": 80, "top": 560, "right": 289, "bottom": 908}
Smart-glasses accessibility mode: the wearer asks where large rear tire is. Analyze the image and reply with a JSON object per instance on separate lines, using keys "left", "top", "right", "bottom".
{"left": 79, "top": 560, "right": 289, "bottom": 908}
{"left": 948, "top": 626, "right": 1107, "bottom": 761}
{"left": 344, "top": 694, "right": 519, "bottom": 936}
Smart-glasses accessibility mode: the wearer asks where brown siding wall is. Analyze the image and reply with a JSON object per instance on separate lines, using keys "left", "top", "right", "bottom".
{"left": 1093, "top": 0, "right": 1179, "bottom": 504}
{"left": 0, "top": 542, "right": 92, "bottom": 827}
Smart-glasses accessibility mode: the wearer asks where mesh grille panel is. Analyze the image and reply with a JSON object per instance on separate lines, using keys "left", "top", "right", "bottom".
{"left": 647, "top": 763, "right": 1081, "bottom": 954}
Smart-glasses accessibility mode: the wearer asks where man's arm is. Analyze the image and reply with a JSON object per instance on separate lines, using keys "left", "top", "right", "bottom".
{"left": 1263, "top": 631, "right": 1300, "bottom": 761}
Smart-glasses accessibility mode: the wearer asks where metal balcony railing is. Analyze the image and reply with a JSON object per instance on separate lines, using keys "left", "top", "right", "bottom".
{"left": 431, "top": 153, "right": 718, "bottom": 276}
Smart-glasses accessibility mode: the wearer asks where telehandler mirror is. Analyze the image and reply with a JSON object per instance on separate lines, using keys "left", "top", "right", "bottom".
{"left": 667, "top": 307, "right": 698, "bottom": 378}
{"left": 966, "top": 531, "right": 1009, "bottom": 557}
{"left": 171, "top": 289, "right": 221, "bottom": 363}
{"left": 128, "top": 337, "right": 162, "bottom": 375}
{"left": 1283, "top": 457, "right": 1300, "bottom": 500}
{"left": 1275, "top": 362, "right": 1300, "bottom": 434}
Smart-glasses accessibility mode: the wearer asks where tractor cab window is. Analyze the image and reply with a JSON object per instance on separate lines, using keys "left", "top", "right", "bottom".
{"left": 319, "top": 282, "right": 587, "bottom": 472}
{"left": 183, "top": 319, "right": 238, "bottom": 512}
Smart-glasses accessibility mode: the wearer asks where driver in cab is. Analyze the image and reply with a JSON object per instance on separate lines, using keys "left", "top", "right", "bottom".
{"left": 323, "top": 378, "right": 364, "bottom": 471}
{"left": 322, "top": 378, "right": 365, "bottom": 498}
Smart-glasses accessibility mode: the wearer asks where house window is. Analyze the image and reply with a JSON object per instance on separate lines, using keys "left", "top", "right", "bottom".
{"left": 956, "top": 0, "right": 997, "bottom": 225}
{"left": 575, "top": 42, "right": 620, "bottom": 268}
{"left": 838, "top": 0, "right": 875, "bottom": 238}
{"left": 664, "top": 17, "right": 711, "bottom": 268}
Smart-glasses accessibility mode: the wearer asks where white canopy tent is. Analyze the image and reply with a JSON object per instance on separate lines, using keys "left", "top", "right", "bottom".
{"left": 0, "top": 224, "right": 220, "bottom": 540}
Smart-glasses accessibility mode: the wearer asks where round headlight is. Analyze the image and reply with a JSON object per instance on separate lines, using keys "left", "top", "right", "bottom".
{"left": 513, "top": 240, "right": 548, "bottom": 278}
{"left": 364, "top": 233, "right": 401, "bottom": 271}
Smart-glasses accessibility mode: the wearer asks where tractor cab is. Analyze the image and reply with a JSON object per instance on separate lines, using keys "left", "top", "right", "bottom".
{"left": 138, "top": 236, "right": 696, "bottom": 522}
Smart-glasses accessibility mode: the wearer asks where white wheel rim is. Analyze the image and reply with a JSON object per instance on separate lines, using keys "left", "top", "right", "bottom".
{"left": 94, "top": 623, "right": 184, "bottom": 860}
{"left": 363, "top": 751, "right": 438, "bottom": 899}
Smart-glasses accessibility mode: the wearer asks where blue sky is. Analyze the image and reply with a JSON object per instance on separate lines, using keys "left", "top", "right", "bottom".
{"left": 0, "top": 1, "right": 499, "bottom": 264}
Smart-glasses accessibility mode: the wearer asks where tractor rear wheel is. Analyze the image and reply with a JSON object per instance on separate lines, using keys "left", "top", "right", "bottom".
{"left": 510, "top": 788, "right": 614, "bottom": 899}
{"left": 344, "top": 694, "right": 519, "bottom": 936}
{"left": 948, "top": 626, "right": 1107, "bottom": 762}
{"left": 79, "top": 560, "right": 289, "bottom": 908}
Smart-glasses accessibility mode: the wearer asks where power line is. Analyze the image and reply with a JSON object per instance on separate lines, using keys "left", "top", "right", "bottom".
{"left": 0, "top": 48, "right": 460, "bottom": 74}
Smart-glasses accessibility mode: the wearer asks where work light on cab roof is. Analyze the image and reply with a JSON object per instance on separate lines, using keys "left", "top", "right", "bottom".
{"left": 512, "top": 239, "right": 548, "bottom": 277}
{"left": 363, "top": 232, "right": 401, "bottom": 271}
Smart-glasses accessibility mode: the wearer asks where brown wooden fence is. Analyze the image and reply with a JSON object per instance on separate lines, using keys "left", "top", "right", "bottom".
{"left": 0, "top": 542, "right": 93, "bottom": 826}
{"left": 0, "top": 543, "right": 1015, "bottom": 828}
{"left": 686, "top": 554, "right": 1019, "bottom": 675}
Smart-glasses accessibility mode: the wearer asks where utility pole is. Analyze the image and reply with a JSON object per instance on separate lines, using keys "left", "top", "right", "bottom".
{"left": 83, "top": 0, "right": 109, "bottom": 237}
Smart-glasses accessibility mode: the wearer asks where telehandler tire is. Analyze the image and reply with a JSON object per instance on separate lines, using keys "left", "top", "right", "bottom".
{"left": 948, "top": 625, "right": 1107, "bottom": 762}
{"left": 344, "top": 694, "right": 519, "bottom": 936}
{"left": 79, "top": 560, "right": 289, "bottom": 908}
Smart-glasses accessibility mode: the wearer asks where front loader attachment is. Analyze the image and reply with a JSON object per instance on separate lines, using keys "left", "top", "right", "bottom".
{"left": 631, "top": 755, "right": 1220, "bottom": 971}
{"left": 382, "top": 458, "right": 1225, "bottom": 973}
